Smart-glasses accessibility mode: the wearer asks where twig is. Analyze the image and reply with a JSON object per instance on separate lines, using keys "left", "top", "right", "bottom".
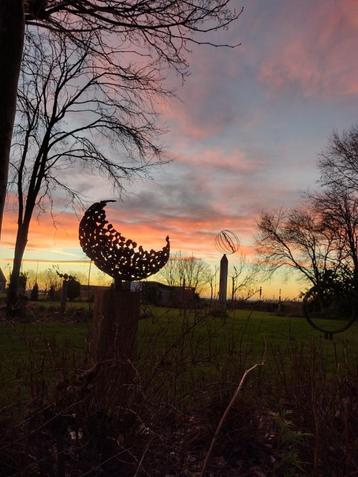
{"left": 79, "top": 448, "right": 130, "bottom": 477}
{"left": 133, "top": 437, "right": 154, "bottom": 477}
{"left": 199, "top": 341, "right": 267, "bottom": 477}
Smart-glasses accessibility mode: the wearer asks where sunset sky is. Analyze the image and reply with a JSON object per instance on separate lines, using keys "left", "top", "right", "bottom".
{"left": 1, "top": 0, "right": 358, "bottom": 298}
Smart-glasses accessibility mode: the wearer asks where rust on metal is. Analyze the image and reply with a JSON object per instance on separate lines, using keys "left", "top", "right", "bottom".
{"left": 79, "top": 200, "right": 170, "bottom": 282}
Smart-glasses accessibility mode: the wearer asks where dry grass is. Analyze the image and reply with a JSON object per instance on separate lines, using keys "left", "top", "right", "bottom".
{"left": 0, "top": 306, "right": 357, "bottom": 475}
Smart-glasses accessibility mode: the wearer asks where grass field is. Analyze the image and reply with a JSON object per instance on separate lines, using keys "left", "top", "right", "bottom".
{"left": 0, "top": 305, "right": 357, "bottom": 475}
{"left": 1, "top": 305, "right": 357, "bottom": 405}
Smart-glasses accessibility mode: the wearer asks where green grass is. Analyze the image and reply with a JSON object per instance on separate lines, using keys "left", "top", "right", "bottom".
{"left": 138, "top": 308, "right": 358, "bottom": 382}
{"left": 31, "top": 299, "right": 91, "bottom": 310}
{"left": 139, "top": 307, "right": 358, "bottom": 355}
{"left": 0, "top": 306, "right": 357, "bottom": 406}
{"left": 0, "top": 321, "right": 88, "bottom": 404}
{"left": 1, "top": 305, "right": 356, "bottom": 476}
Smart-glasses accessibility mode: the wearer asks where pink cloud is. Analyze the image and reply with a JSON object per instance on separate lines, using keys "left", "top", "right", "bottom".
{"left": 158, "top": 97, "right": 220, "bottom": 140}
{"left": 169, "top": 147, "right": 263, "bottom": 174}
{"left": 259, "top": 0, "right": 358, "bottom": 97}
{"left": 157, "top": 41, "right": 239, "bottom": 142}
{"left": 100, "top": 204, "right": 259, "bottom": 256}
{"left": 2, "top": 202, "right": 259, "bottom": 261}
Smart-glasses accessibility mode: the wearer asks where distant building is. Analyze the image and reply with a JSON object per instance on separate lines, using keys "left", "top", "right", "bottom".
{"left": 80, "top": 281, "right": 198, "bottom": 308}
{"left": 133, "top": 281, "right": 198, "bottom": 308}
{"left": 0, "top": 268, "right": 7, "bottom": 292}
{"left": 80, "top": 284, "right": 109, "bottom": 301}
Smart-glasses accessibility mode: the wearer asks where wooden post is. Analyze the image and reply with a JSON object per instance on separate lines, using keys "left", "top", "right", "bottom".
{"left": 91, "top": 287, "right": 140, "bottom": 411}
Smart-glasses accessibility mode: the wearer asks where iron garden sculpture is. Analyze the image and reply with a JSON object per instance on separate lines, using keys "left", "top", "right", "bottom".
{"left": 79, "top": 200, "right": 170, "bottom": 287}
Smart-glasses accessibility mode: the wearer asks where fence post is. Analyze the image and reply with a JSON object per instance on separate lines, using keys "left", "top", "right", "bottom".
{"left": 91, "top": 287, "right": 140, "bottom": 410}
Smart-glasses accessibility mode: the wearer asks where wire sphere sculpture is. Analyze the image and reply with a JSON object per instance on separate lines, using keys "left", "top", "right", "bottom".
{"left": 79, "top": 200, "right": 170, "bottom": 282}
{"left": 215, "top": 229, "right": 240, "bottom": 255}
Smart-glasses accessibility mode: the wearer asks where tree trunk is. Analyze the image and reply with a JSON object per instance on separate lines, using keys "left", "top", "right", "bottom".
{"left": 7, "top": 221, "right": 28, "bottom": 313}
{"left": 0, "top": 0, "right": 25, "bottom": 237}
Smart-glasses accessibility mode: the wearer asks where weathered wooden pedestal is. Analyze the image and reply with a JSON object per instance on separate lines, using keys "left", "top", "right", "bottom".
{"left": 91, "top": 287, "right": 140, "bottom": 412}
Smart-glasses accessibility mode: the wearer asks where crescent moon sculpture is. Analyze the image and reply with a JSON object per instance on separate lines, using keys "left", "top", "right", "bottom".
{"left": 79, "top": 200, "right": 170, "bottom": 284}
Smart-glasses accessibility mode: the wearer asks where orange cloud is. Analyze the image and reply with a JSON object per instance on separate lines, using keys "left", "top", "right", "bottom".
{"left": 1, "top": 209, "right": 80, "bottom": 251}
{"left": 1, "top": 203, "right": 259, "bottom": 262}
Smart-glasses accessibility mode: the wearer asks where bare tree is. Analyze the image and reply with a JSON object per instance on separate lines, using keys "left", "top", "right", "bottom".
{"left": 183, "top": 255, "right": 211, "bottom": 294}
{"left": 312, "top": 187, "right": 358, "bottom": 284}
{"left": 230, "top": 254, "right": 260, "bottom": 303}
{"left": 0, "top": 0, "right": 24, "bottom": 237}
{"left": 0, "top": 0, "right": 241, "bottom": 237}
{"left": 7, "top": 29, "right": 164, "bottom": 309}
{"left": 258, "top": 126, "right": 358, "bottom": 295}
{"left": 43, "top": 268, "right": 62, "bottom": 291}
{"left": 158, "top": 252, "right": 181, "bottom": 288}
{"left": 159, "top": 252, "right": 211, "bottom": 294}
{"left": 208, "top": 265, "right": 219, "bottom": 303}
{"left": 319, "top": 125, "right": 358, "bottom": 192}
{"left": 257, "top": 207, "right": 340, "bottom": 289}
{"left": 316, "top": 126, "right": 358, "bottom": 283}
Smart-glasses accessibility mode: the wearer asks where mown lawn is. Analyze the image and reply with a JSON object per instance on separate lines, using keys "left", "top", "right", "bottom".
{"left": 1, "top": 305, "right": 357, "bottom": 406}
{"left": 139, "top": 306, "right": 358, "bottom": 365}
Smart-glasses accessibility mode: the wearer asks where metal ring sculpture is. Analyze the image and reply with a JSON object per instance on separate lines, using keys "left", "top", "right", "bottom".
{"left": 303, "top": 285, "right": 356, "bottom": 339}
{"left": 79, "top": 200, "right": 170, "bottom": 282}
{"left": 215, "top": 229, "right": 240, "bottom": 255}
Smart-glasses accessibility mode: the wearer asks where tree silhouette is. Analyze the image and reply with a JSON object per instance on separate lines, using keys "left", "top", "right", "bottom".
{"left": 257, "top": 207, "right": 339, "bottom": 289}
{"left": 30, "top": 282, "right": 39, "bottom": 301}
{"left": 67, "top": 278, "right": 81, "bottom": 302}
{"left": 0, "top": 0, "right": 241, "bottom": 237}
{"left": 0, "top": 0, "right": 24, "bottom": 237}
{"left": 319, "top": 125, "right": 358, "bottom": 192}
{"left": 230, "top": 255, "right": 260, "bottom": 303}
{"left": 159, "top": 252, "right": 211, "bottom": 294}
{"left": 258, "top": 126, "right": 358, "bottom": 293}
{"left": 8, "top": 28, "right": 167, "bottom": 309}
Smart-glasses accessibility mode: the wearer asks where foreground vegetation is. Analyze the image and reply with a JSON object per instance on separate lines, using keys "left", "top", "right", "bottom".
{"left": 0, "top": 305, "right": 357, "bottom": 475}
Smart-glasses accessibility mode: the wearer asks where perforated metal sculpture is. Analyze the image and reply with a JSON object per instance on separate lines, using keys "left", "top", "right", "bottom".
{"left": 79, "top": 200, "right": 170, "bottom": 286}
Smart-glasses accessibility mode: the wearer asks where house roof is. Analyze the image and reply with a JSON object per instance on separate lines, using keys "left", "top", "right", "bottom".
{"left": 139, "top": 281, "right": 195, "bottom": 291}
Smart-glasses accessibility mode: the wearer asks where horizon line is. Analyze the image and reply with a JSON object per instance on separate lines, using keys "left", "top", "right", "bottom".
{"left": 0, "top": 258, "right": 90, "bottom": 264}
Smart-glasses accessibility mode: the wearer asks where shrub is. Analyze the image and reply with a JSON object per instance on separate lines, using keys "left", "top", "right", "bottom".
{"left": 30, "top": 283, "right": 39, "bottom": 301}
{"left": 67, "top": 278, "right": 80, "bottom": 301}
